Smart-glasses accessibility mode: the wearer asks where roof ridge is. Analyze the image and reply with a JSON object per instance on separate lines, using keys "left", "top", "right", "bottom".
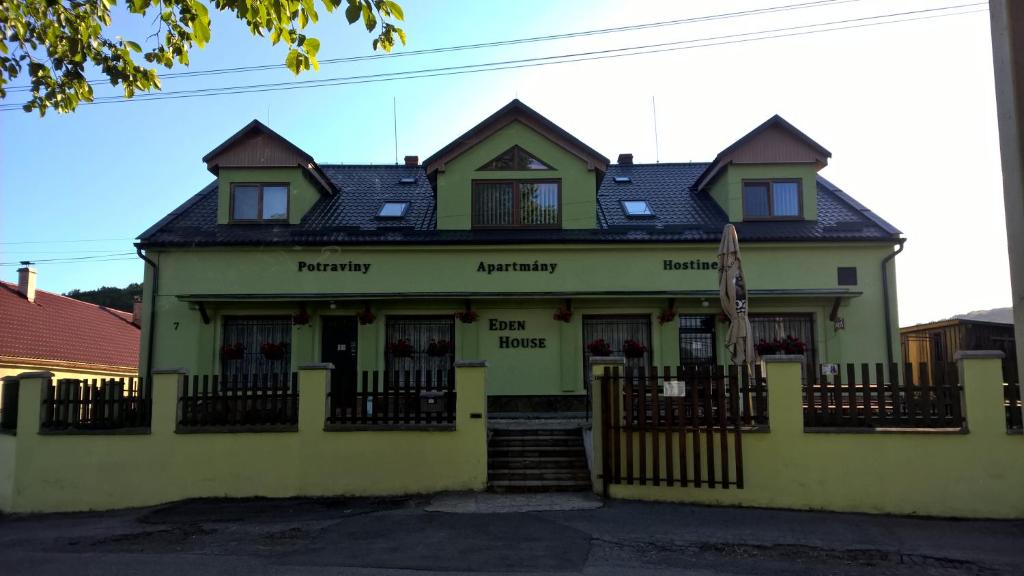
{"left": 0, "top": 280, "right": 134, "bottom": 316}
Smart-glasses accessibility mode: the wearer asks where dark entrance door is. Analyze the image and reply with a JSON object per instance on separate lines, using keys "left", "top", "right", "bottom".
{"left": 322, "top": 316, "right": 359, "bottom": 410}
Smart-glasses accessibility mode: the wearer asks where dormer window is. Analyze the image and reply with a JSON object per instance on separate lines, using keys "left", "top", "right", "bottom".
{"left": 230, "top": 184, "right": 289, "bottom": 222}
{"left": 622, "top": 200, "right": 654, "bottom": 218}
{"left": 742, "top": 180, "right": 801, "bottom": 220}
{"left": 377, "top": 201, "right": 410, "bottom": 218}
{"left": 472, "top": 180, "right": 560, "bottom": 228}
{"left": 478, "top": 145, "right": 554, "bottom": 171}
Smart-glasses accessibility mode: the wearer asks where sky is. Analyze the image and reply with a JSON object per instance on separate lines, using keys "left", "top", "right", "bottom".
{"left": 0, "top": 0, "right": 1008, "bottom": 327}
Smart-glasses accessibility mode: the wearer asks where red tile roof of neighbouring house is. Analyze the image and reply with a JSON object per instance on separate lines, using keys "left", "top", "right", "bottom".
{"left": 0, "top": 281, "right": 140, "bottom": 371}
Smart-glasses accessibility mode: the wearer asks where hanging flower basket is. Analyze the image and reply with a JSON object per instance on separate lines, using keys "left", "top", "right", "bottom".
{"left": 553, "top": 305, "right": 573, "bottom": 323}
{"left": 260, "top": 341, "right": 288, "bottom": 360}
{"left": 427, "top": 339, "right": 452, "bottom": 357}
{"left": 387, "top": 338, "right": 415, "bottom": 358}
{"left": 220, "top": 342, "right": 245, "bottom": 361}
{"left": 622, "top": 339, "right": 649, "bottom": 358}
{"left": 586, "top": 338, "right": 612, "bottom": 356}
{"left": 356, "top": 307, "right": 376, "bottom": 325}
{"left": 755, "top": 335, "right": 807, "bottom": 356}
{"left": 455, "top": 309, "right": 479, "bottom": 324}
{"left": 658, "top": 307, "right": 678, "bottom": 325}
{"left": 292, "top": 308, "right": 311, "bottom": 326}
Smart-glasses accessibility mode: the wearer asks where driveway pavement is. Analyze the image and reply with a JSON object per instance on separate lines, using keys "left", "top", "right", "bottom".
{"left": 0, "top": 493, "right": 1021, "bottom": 575}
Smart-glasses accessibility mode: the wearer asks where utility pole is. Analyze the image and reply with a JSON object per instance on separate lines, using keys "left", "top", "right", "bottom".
{"left": 989, "top": 0, "right": 1024, "bottom": 386}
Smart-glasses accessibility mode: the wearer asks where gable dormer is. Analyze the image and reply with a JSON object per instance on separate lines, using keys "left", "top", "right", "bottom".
{"left": 203, "top": 120, "right": 337, "bottom": 225}
{"left": 695, "top": 115, "right": 831, "bottom": 222}
{"left": 425, "top": 100, "right": 609, "bottom": 230}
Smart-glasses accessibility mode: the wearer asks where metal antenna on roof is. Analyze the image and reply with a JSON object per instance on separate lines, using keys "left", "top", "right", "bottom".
{"left": 652, "top": 96, "right": 660, "bottom": 164}
{"left": 393, "top": 97, "right": 398, "bottom": 165}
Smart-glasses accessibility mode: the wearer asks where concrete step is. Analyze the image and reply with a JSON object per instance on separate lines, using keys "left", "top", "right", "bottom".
{"left": 488, "top": 446, "right": 586, "bottom": 459}
{"left": 489, "top": 437, "right": 582, "bottom": 448}
{"left": 489, "top": 470, "right": 592, "bottom": 482}
{"left": 489, "top": 479, "right": 593, "bottom": 493}
{"left": 487, "top": 456, "right": 589, "bottom": 470}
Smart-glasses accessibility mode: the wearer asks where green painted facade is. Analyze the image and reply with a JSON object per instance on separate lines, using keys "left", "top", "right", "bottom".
{"left": 139, "top": 106, "right": 902, "bottom": 401}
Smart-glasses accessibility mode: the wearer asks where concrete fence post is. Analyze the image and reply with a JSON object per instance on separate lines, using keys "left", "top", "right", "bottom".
{"left": 589, "top": 356, "right": 625, "bottom": 498}
{"left": 14, "top": 371, "right": 51, "bottom": 437}
{"left": 454, "top": 360, "right": 488, "bottom": 490}
{"left": 761, "top": 356, "right": 805, "bottom": 437}
{"left": 151, "top": 369, "right": 186, "bottom": 436}
{"left": 955, "top": 351, "right": 1007, "bottom": 436}
{"left": 297, "top": 363, "right": 332, "bottom": 433}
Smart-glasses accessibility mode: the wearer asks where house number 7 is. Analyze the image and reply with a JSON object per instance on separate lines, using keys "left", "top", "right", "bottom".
{"left": 173, "top": 322, "right": 179, "bottom": 330}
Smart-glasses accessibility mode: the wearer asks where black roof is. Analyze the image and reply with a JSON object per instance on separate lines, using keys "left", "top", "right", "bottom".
{"left": 138, "top": 163, "right": 900, "bottom": 247}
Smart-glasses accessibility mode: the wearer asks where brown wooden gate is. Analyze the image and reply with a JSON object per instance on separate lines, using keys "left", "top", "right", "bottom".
{"left": 599, "top": 365, "right": 765, "bottom": 496}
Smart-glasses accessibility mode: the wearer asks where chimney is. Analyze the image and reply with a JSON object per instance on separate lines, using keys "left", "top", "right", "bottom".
{"left": 132, "top": 296, "right": 143, "bottom": 327}
{"left": 618, "top": 153, "right": 633, "bottom": 165}
{"left": 17, "top": 261, "right": 36, "bottom": 303}
{"left": 404, "top": 155, "right": 419, "bottom": 166}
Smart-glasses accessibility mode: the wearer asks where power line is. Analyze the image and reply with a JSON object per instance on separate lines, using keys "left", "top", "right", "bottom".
{"left": 0, "top": 252, "right": 136, "bottom": 265}
{"left": 4, "top": 0, "right": 859, "bottom": 92}
{"left": 1, "top": 3, "right": 981, "bottom": 111}
{"left": 0, "top": 237, "right": 135, "bottom": 245}
{"left": 0, "top": 257, "right": 139, "bottom": 267}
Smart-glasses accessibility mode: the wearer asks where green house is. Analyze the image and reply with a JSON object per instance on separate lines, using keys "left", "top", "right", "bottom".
{"left": 137, "top": 100, "right": 903, "bottom": 413}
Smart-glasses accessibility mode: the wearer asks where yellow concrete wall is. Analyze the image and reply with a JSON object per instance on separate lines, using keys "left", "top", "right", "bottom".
{"left": 0, "top": 363, "right": 136, "bottom": 382}
{"left": 591, "top": 356, "right": 1024, "bottom": 519}
{"left": 2, "top": 364, "right": 488, "bottom": 513}
{"left": 0, "top": 434, "right": 14, "bottom": 511}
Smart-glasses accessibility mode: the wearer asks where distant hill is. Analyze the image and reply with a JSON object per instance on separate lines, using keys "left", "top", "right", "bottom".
{"left": 953, "top": 307, "right": 1014, "bottom": 325}
{"left": 64, "top": 283, "right": 143, "bottom": 313}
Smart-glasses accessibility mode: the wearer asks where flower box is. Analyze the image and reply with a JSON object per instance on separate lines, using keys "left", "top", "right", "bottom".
{"left": 388, "top": 338, "right": 415, "bottom": 358}
{"left": 622, "top": 339, "right": 649, "bottom": 358}
{"left": 260, "top": 341, "right": 288, "bottom": 360}
{"left": 586, "top": 338, "right": 612, "bottom": 356}
{"left": 426, "top": 339, "right": 452, "bottom": 357}
{"left": 220, "top": 342, "right": 246, "bottom": 361}
{"left": 755, "top": 335, "right": 807, "bottom": 356}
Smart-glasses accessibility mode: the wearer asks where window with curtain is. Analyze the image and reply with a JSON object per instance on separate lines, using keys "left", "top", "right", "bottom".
{"left": 679, "top": 315, "right": 717, "bottom": 364}
{"left": 221, "top": 316, "right": 292, "bottom": 382}
{"left": 750, "top": 314, "right": 815, "bottom": 377}
{"left": 583, "top": 316, "right": 653, "bottom": 371}
{"left": 742, "top": 180, "right": 801, "bottom": 219}
{"left": 385, "top": 316, "right": 456, "bottom": 383}
{"left": 472, "top": 180, "right": 560, "bottom": 228}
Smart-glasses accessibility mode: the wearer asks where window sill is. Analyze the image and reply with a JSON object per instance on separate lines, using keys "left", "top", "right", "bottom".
{"left": 38, "top": 427, "right": 151, "bottom": 436}
{"left": 175, "top": 424, "right": 298, "bottom": 434}
{"left": 324, "top": 423, "right": 456, "bottom": 432}
{"left": 803, "top": 426, "right": 967, "bottom": 435}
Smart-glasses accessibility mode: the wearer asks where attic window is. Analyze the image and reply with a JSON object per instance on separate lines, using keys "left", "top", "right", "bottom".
{"left": 399, "top": 177, "right": 416, "bottom": 184}
{"left": 377, "top": 202, "right": 409, "bottom": 218}
{"left": 478, "top": 145, "right": 554, "bottom": 171}
{"left": 230, "top": 183, "right": 288, "bottom": 222}
{"left": 622, "top": 200, "right": 654, "bottom": 218}
{"left": 613, "top": 176, "right": 632, "bottom": 183}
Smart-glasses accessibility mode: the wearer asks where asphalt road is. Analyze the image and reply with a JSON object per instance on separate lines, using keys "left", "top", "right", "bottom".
{"left": 1, "top": 493, "right": 1021, "bottom": 575}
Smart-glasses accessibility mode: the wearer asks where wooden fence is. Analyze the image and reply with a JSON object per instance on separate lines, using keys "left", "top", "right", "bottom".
{"left": 600, "top": 365, "right": 764, "bottom": 494}
{"left": 41, "top": 377, "right": 150, "bottom": 432}
{"left": 804, "top": 363, "right": 963, "bottom": 430}
{"left": 325, "top": 369, "right": 456, "bottom": 430}
{"left": 1006, "top": 381, "right": 1023, "bottom": 433}
{"left": 177, "top": 373, "right": 299, "bottom": 431}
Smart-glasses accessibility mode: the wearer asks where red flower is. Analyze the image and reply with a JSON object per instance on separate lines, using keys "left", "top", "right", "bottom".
{"left": 586, "top": 338, "right": 612, "bottom": 356}
{"left": 622, "top": 339, "right": 649, "bottom": 358}
{"left": 387, "top": 339, "right": 415, "bottom": 357}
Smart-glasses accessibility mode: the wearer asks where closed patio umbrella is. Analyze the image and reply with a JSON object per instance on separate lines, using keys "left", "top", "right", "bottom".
{"left": 718, "top": 224, "right": 754, "bottom": 366}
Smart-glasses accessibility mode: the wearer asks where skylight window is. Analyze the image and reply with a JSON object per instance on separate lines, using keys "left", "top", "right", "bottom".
{"left": 622, "top": 200, "right": 654, "bottom": 218}
{"left": 377, "top": 201, "right": 409, "bottom": 218}
{"left": 399, "top": 177, "right": 416, "bottom": 184}
{"left": 613, "top": 176, "right": 632, "bottom": 183}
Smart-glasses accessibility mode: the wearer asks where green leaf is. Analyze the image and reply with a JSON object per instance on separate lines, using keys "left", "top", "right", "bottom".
{"left": 285, "top": 49, "right": 300, "bottom": 74}
{"left": 361, "top": 3, "right": 376, "bottom": 31}
{"left": 125, "top": 40, "right": 142, "bottom": 52}
{"left": 303, "top": 37, "right": 320, "bottom": 57}
{"left": 345, "top": 1, "right": 361, "bottom": 24}
{"left": 384, "top": 0, "right": 404, "bottom": 20}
